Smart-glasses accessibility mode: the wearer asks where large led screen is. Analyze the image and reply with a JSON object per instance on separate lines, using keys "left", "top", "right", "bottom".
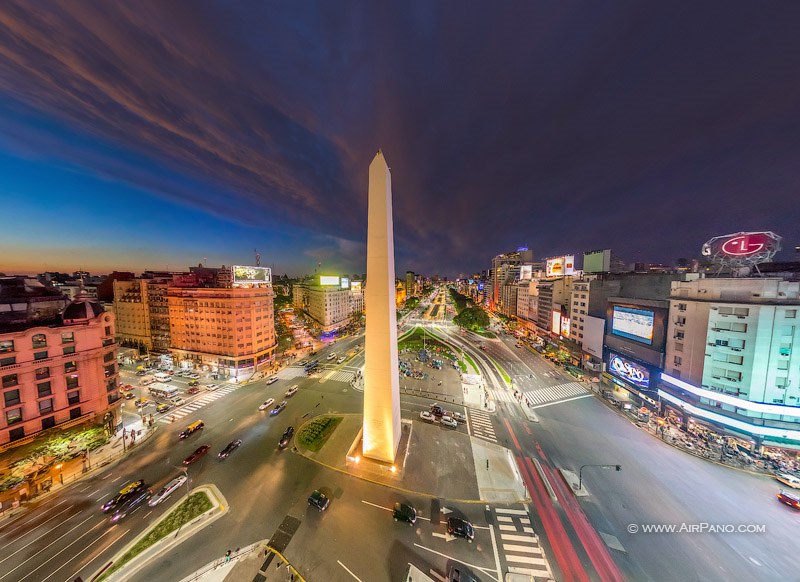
{"left": 232, "top": 265, "right": 271, "bottom": 284}
{"left": 608, "top": 352, "right": 650, "bottom": 389}
{"left": 611, "top": 305, "right": 654, "bottom": 345}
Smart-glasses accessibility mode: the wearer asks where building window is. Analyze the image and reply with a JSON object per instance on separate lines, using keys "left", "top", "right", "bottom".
{"left": 103, "top": 351, "right": 115, "bottom": 363}
{"left": 34, "top": 351, "right": 48, "bottom": 361}
{"left": 8, "top": 426, "right": 24, "bottom": 441}
{"left": 675, "top": 316, "right": 686, "bottom": 326}
{"left": 0, "top": 356, "right": 16, "bottom": 367}
{"left": 35, "top": 367, "right": 50, "bottom": 380}
{"left": 733, "top": 308, "right": 750, "bottom": 317}
{"left": 66, "top": 375, "right": 79, "bottom": 389}
{"left": 32, "top": 334, "right": 47, "bottom": 349}
{"left": 2, "top": 374, "right": 18, "bottom": 388}
{"left": 677, "top": 303, "right": 687, "bottom": 312}
{"left": 5, "top": 408, "right": 22, "bottom": 425}
{"left": 63, "top": 346, "right": 76, "bottom": 355}
{"left": 674, "top": 342, "right": 684, "bottom": 353}
{"left": 0, "top": 340, "right": 14, "bottom": 353}
{"left": 69, "top": 407, "right": 82, "bottom": 420}
{"left": 673, "top": 355, "right": 682, "bottom": 365}
{"left": 4, "top": 389, "right": 21, "bottom": 407}
{"left": 38, "top": 398, "right": 54, "bottom": 414}
{"left": 65, "top": 361, "right": 78, "bottom": 373}
{"left": 41, "top": 416, "right": 56, "bottom": 430}
{"left": 674, "top": 331, "right": 685, "bottom": 340}
{"left": 61, "top": 332, "right": 75, "bottom": 344}
{"left": 108, "top": 393, "right": 120, "bottom": 405}
{"left": 786, "top": 309, "right": 797, "bottom": 319}
{"left": 106, "top": 380, "right": 117, "bottom": 393}
{"left": 104, "top": 326, "right": 112, "bottom": 336}
{"left": 67, "top": 390, "right": 80, "bottom": 405}
{"left": 37, "top": 382, "right": 52, "bottom": 398}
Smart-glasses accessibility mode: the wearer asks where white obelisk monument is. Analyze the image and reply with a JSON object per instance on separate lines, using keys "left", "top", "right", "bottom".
{"left": 362, "top": 151, "right": 401, "bottom": 463}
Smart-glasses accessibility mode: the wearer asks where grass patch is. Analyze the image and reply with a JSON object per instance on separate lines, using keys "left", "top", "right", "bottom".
{"left": 488, "top": 356, "right": 511, "bottom": 385}
{"left": 471, "top": 329, "right": 496, "bottom": 339}
{"left": 99, "top": 491, "right": 212, "bottom": 580}
{"left": 398, "top": 326, "right": 451, "bottom": 353}
{"left": 456, "top": 359, "right": 467, "bottom": 373}
{"left": 463, "top": 353, "right": 479, "bottom": 374}
{"left": 298, "top": 416, "right": 343, "bottom": 452}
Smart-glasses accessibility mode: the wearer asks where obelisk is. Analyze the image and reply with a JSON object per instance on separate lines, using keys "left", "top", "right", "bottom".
{"left": 362, "top": 151, "right": 401, "bottom": 463}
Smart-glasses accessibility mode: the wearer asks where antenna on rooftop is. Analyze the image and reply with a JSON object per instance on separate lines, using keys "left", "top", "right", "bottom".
{"left": 255, "top": 249, "right": 261, "bottom": 267}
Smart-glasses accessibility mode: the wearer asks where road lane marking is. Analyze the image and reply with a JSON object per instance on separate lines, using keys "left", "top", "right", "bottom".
{"left": 498, "top": 524, "right": 517, "bottom": 531}
{"left": 0, "top": 502, "right": 70, "bottom": 538}
{"left": 503, "top": 544, "right": 543, "bottom": 554}
{"left": 506, "top": 555, "right": 549, "bottom": 565}
{"left": 494, "top": 508, "right": 529, "bottom": 515}
{"left": 20, "top": 521, "right": 105, "bottom": 581}
{"left": 0, "top": 515, "right": 95, "bottom": 581}
{"left": 496, "top": 516, "right": 513, "bottom": 522}
{"left": 530, "top": 393, "right": 591, "bottom": 410}
{"left": 489, "top": 525, "right": 503, "bottom": 582}
{"left": 337, "top": 560, "right": 363, "bottom": 582}
{"left": 0, "top": 507, "right": 80, "bottom": 564}
{"left": 63, "top": 527, "right": 128, "bottom": 582}
{"left": 414, "top": 543, "right": 498, "bottom": 582}
{"left": 39, "top": 527, "right": 116, "bottom": 582}
{"left": 499, "top": 533, "right": 537, "bottom": 543}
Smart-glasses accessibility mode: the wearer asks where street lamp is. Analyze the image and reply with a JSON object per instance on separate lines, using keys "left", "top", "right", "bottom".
{"left": 578, "top": 464, "right": 621, "bottom": 490}
{"left": 55, "top": 463, "right": 63, "bottom": 485}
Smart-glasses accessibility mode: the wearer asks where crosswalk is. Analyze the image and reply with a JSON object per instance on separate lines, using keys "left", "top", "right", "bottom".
{"left": 490, "top": 388, "right": 516, "bottom": 403}
{"left": 523, "top": 382, "right": 589, "bottom": 408}
{"left": 158, "top": 385, "right": 239, "bottom": 423}
{"left": 321, "top": 370, "right": 354, "bottom": 383}
{"left": 468, "top": 409, "right": 497, "bottom": 443}
{"left": 495, "top": 507, "right": 553, "bottom": 581}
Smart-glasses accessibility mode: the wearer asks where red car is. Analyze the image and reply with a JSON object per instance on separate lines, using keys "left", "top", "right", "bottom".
{"left": 183, "top": 444, "right": 211, "bottom": 465}
{"left": 777, "top": 490, "right": 800, "bottom": 509}
{"left": 186, "top": 386, "right": 201, "bottom": 395}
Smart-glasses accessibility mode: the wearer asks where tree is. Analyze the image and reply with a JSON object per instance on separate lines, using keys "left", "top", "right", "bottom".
{"left": 453, "top": 306, "right": 489, "bottom": 330}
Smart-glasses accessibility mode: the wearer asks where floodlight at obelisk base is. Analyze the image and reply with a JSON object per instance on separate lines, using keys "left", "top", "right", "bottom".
{"left": 362, "top": 150, "right": 401, "bottom": 463}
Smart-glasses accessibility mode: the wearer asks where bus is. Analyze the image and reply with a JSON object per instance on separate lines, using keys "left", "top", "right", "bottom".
{"left": 304, "top": 360, "right": 319, "bottom": 375}
{"left": 154, "top": 372, "right": 172, "bottom": 382}
{"left": 148, "top": 384, "right": 179, "bottom": 400}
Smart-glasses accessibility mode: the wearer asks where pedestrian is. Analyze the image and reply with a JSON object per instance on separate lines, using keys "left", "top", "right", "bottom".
{"left": 225, "top": 549, "right": 231, "bottom": 563}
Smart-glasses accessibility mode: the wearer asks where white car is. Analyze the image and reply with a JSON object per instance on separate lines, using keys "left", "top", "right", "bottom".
{"left": 419, "top": 411, "right": 435, "bottom": 423}
{"left": 285, "top": 385, "right": 298, "bottom": 397}
{"left": 266, "top": 376, "right": 278, "bottom": 385}
{"left": 440, "top": 416, "right": 458, "bottom": 429}
{"left": 205, "top": 384, "right": 219, "bottom": 391}
{"left": 326, "top": 353, "right": 337, "bottom": 361}
{"left": 259, "top": 398, "right": 275, "bottom": 411}
{"left": 451, "top": 412, "right": 467, "bottom": 424}
{"left": 336, "top": 356, "right": 346, "bottom": 364}
{"left": 148, "top": 475, "right": 187, "bottom": 507}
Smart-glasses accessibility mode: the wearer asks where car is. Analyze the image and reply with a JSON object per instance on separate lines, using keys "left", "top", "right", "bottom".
{"left": 170, "top": 396, "right": 185, "bottom": 406}
{"left": 183, "top": 444, "right": 211, "bottom": 465}
{"left": 326, "top": 353, "right": 337, "bottom": 360}
{"left": 308, "top": 490, "right": 330, "bottom": 511}
{"left": 777, "top": 489, "right": 800, "bottom": 509}
{"left": 392, "top": 502, "right": 417, "bottom": 525}
{"left": 447, "top": 516, "right": 475, "bottom": 541}
{"left": 122, "top": 384, "right": 134, "bottom": 391}
{"left": 430, "top": 404, "right": 446, "bottom": 418}
{"left": 148, "top": 475, "right": 187, "bottom": 507}
{"left": 218, "top": 439, "right": 243, "bottom": 459}
{"left": 110, "top": 489, "right": 151, "bottom": 522}
{"left": 451, "top": 412, "right": 467, "bottom": 424}
{"left": 479, "top": 345, "right": 487, "bottom": 351}
{"left": 205, "top": 383, "right": 219, "bottom": 391}
{"left": 447, "top": 565, "right": 481, "bottom": 582}
{"left": 270, "top": 401, "right": 287, "bottom": 416}
{"left": 156, "top": 403, "right": 171, "bottom": 413}
{"left": 186, "top": 386, "right": 201, "bottom": 395}
{"left": 123, "top": 392, "right": 135, "bottom": 400}
{"left": 188, "top": 380, "right": 200, "bottom": 387}
{"left": 101, "top": 480, "right": 147, "bottom": 513}
{"left": 285, "top": 385, "right": 298, "bottom": 397}
{"left": 134, "top": 398, "right": 150, "bottom": 408}
{"left": 336, "top": 356, "right": 346, "bottom": 364}
{"left": 440, "top": 416, "right": 458, "bottom": 429}
{"left": 141, "top": 378, "right": 155, "bottom": 386}
{"left": 278, "top": 427, "right": 295, "bottom": 449}
{"left": 179, "top": 420, "right": 205, "bottom": 439}
{"left": 419, "top": 411, "right": 435, "bottom": 423}
{"left": 266, "top": 376, "right": 279, "bottom": 385}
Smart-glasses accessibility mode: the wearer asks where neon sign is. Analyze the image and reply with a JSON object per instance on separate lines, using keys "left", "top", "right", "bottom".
{"left": 608, "top": 353, "right": 650, "bottom": 389}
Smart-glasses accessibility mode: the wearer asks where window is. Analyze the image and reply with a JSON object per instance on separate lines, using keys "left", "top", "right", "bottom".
{"left": 64, "top": 361, "right": 77, "bottom": 373}
{"left": 4, "top": 389, "right": 21, "bottom": 407}
{"left": 733, "top": 308, "right": 750, "bottom": 317}
{"left": 727, "top": 355, "right": 743, "bottom": 365}
{"left": 62, "top": 346, "right": 76, "bottom": 356}
{"left": 2, "top": 374, "right": 18, "bottom": 388}
{"left": 66, "top": 375, "right": 79, "bottom": 389}
{"left": 37, "top": 382, "right": 52, "bottom": 398}
{"left": 718, "top": 307, "right": 733, "bottom": 315}
{"left": 69, "top": 407, "right": 82, "bottom": 420}
{"left": 67, "top": 390, "right": 80, "bottom": 405}
{"left": 674, "top": 342, "right": 684, "bottom": 353}
{"left": 5, "top": 408, "right": 22, "bottom": 425}
{"left": 673, "top": 355, "right": 682, "bottom": 365}
{"left": 35, "top": 367, "right": 50, "bottom": 380}
{"left": 675, "top": 316, "right": 686, "bottom": 326}
{"left": 32, "top": 334, "right": 47, "bottom": 349}
{"left": 0, "top": 356, "right": 16, "bottom": 367}
{"left": 786, "top": 309, "right": 797, "bottom": 319}
{"left": 34, "top": 351, "right": 48, "bottom": 361}
{"left": 677, "top": 303, "right": 687, "bottom": 312}
{"left": 41, "top": 416, "right": 56, "bottom": 430}
{"left": 725, "top": 371, "right": 742, "bottom": 381}
{"left": 61, "top": 332, "right": 74, "bottom": 344}
{"left": 108, "top": 393, "right": 120, "bottom": 405}
{"left": 106, "top": 380, "right": 117, "bottom": 393}
{"left": 104, "top": 326, "right": 112, "bottom": 336}
{"left": 715, "top": 339, "right": 728, "bottom": 347}
{"left": 103, "top": 351, "right": 115, "bottom": 363}
{"left": 674, "top": 331, "right": 685, "bottom": 340}
{"left": 8, "top": 426, "right": 24, "bottom": 441}
{"left": 0, "top": 340, "right": 14, "bottom": 353}
{"left": 38, "top": 398, "right": 54, "bottom": 414}
{"left": 714, "top": 322, "right": 731, "bottom": 331}
{"left": 731, "top": 323, "right": 747, "bottom": 333}
{"left": 780, "top": 325, "right": 795, "bottom": 337}
{"left": 776, "top": 377, "right": 788, "bottom": 388}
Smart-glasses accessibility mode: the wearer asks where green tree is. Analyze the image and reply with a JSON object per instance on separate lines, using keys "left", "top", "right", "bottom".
{"left": 453, "top": 306, "right": 489, "bottom": 330}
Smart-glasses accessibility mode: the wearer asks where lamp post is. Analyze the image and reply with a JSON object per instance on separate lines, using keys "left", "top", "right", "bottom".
{"left": 578, "top": 464, "right": 621, "bottom": 490}
{"left": 55, "top": 463, "right": 63, "bottom": 485}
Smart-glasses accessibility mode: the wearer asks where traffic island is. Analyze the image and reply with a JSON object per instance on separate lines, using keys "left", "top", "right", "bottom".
{"left": 91, "top": 484, "right": 228, "bottom": 582}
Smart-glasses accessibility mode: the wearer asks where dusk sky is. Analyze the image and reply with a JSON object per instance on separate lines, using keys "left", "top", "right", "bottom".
{"left": 1, "top": 1, "right": 799, "bottom": 277}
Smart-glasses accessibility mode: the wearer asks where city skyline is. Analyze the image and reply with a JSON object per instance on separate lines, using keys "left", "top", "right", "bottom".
{"left": 3, "top": 2, "right": 799, "bottom": 277}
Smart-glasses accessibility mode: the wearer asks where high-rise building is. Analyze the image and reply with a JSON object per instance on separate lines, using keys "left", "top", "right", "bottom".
{"left": 659, "top": 277, "right": 800, "bottom": 447}
{"left": 405, "top": 271, "right": 415, "bottom": 298}
{"left": 293, "top": 276, "right": 356, "bottom": 332}
{"left": 490, "top": 248, "right": 534, "bottom": 311}
{"left": 0, "top": 288, "right": 120, "bottom": 446}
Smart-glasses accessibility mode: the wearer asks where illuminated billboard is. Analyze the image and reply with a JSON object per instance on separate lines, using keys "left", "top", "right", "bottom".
{"left": 551, "top": 310, "right": 561, "bottom": 334}
{"left": 232, "top": 265, "right": 271, "bottom": 285}
{"left": 611, "top": 305, "right": 654, "bottom": 345}
{"left": 340, "top": 277, "right": 350, "bottom": 289}
{"left": 701, "top": 231, "right": 781, "bottom": 269}
{"left": 350, "top": 281, "right": 362, "bottom": 291}
{"left": 545, "top": 255, "right": 575, "bottom": 277}
{"left": 520, "top": 265, "right": 533, "bottom": 280}
{"left": 319, "top": 276, "right": 340, "bottom": 286}
{"left": 560, "top": 316, "right": 570, "bottom": 337}
{"left": 608, "top": 352, "right": 650, "bottom": 389}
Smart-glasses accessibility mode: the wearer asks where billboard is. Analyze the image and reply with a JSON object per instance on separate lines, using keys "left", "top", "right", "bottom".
{"left": 583, "top": 249, "right": 611, "bottom": 273}
{"left": 611, "top": 305, "right": 654, "bottom": 345}
{"left": 232, "top": 265, "right": 271, "bottom": 285}
{"left": 319, "top": 276, "right": 340, "bottom": 286}
{"left": 551, "top": 310, "right": 561, "bottom": 334}
{"left": 350, "top": 281, "right": 362, "bottom": 291}
{"left": 701, "top": 231, "right": 781, "bottom": 268}
{"left": 560, "top": 316, "right": 570, "bottom": 338}
{"left": 520, "top": 265, "right": 533, "bottom": 280}
{"left": 340, "top": 277, "right": 350, "bottom": 289}
{"left": 582, "top": 315, "right": 605, "bottom": 357}
{"left": 608, "top": 352, "right": 650, "bottom": 389}
{"left": 546, "top": 255, "right": 575, "bottom": 277}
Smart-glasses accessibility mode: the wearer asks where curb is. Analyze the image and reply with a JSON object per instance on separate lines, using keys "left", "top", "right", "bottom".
{"left": 91, "top": 484, "right": 229, "bottom": 582}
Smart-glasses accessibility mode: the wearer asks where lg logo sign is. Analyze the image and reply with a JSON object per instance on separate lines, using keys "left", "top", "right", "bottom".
{"left": 720, "top": 234, "right": 769, "bottom": 257}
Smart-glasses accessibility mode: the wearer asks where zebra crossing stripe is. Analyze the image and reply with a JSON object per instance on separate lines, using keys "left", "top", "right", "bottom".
{"left": 499, "top": 524, "right": 517, "bottom": 531}
{"left": 500, "top": 534, "right": 537, "bottom": 543}
{"left": 497, "top": 516, "right": 513, "bottom": 523}
{"left": 503, "top": 544, "right": 542, "bottom": 554}
{"left": 495, "top": 508, "right": 529, "bottom": 515}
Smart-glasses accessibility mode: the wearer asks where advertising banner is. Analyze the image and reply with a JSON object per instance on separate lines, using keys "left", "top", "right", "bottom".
{"left": 608, "top": 352, "right": 650, "bottom": 389}
{"left": 232, "top": 265, "right": 272, "bottom": 285}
